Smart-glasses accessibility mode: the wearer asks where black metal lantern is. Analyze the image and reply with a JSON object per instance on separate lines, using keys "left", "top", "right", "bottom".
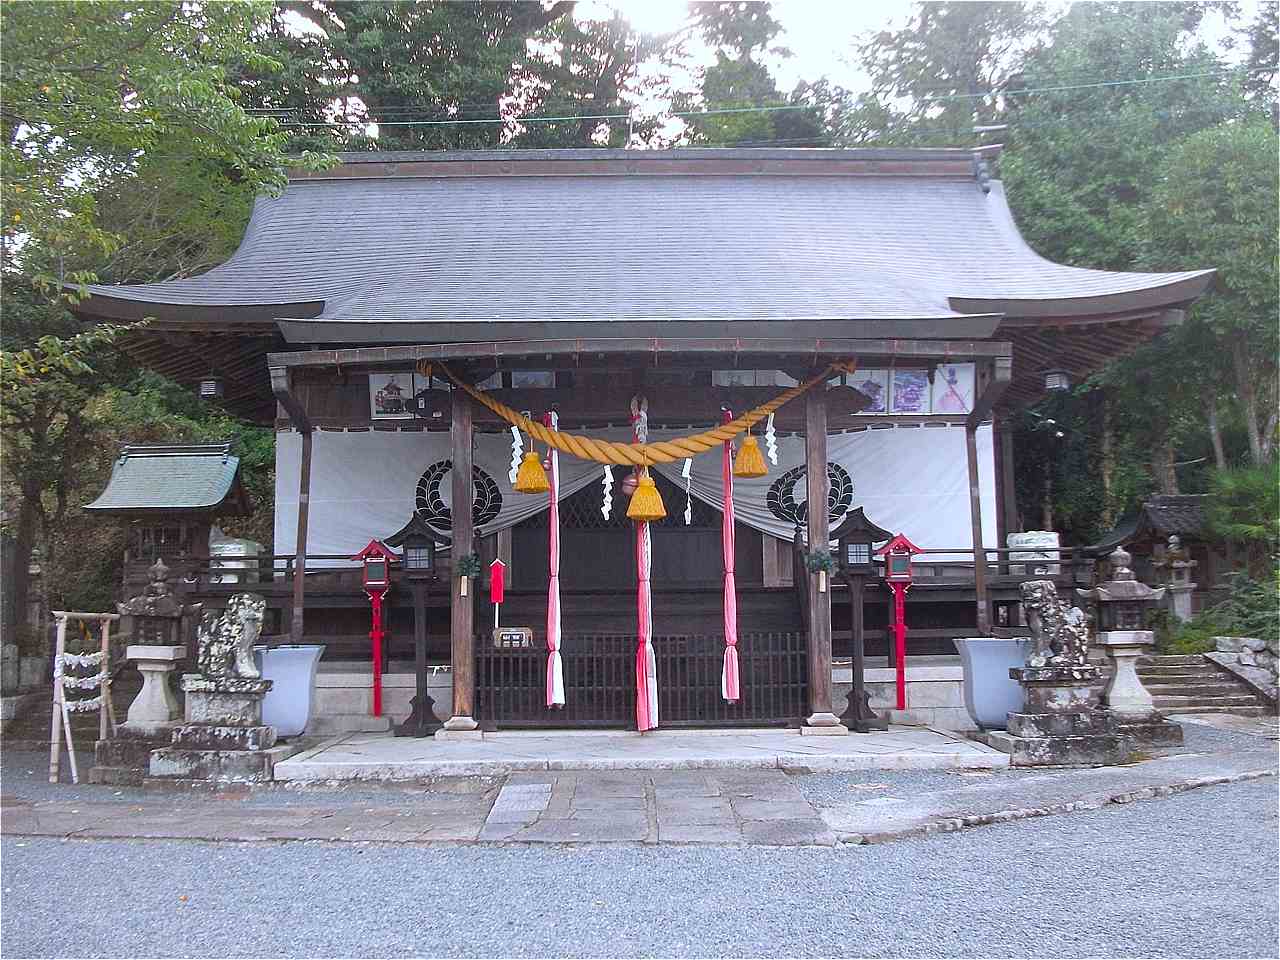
{"left": 384, "top": 512, "right": 448, "bottom": 581}
{"left": 401, "top": 534, "right": 436, "bottom": 575}
{"left": 1078, "top": 546, "right": 1165, "bottom": 633}
{"left": 831, "top": 507, "right": 892, "bottom": 575}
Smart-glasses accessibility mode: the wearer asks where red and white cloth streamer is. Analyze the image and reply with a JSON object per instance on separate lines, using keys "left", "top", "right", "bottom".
{"left": 721, "top": 413, "right": 741, "bottom": 702}
{"left": 631, "top": 398, "right": 659, "bottom": 731}
{"left": 545, "top": 411, "right": 564, "bottom": 707}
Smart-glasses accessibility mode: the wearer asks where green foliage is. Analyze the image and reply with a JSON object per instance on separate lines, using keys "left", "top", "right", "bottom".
{"left": 1, "top": 1, "right": 309, "bottom": 282}
{"left": 803, "top": 550, "right": 837, "bottom": 575}
{"left": 1160, "top": 572, "right": 1280, "bottom": 653}
{"left": 1205, "top": 465, "right": 1280, "bottom": 554}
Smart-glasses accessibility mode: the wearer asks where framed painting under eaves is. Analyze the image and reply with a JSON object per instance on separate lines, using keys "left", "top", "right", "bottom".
{"left": 890, "top": 369, "right": 930, "bottom": 415}
{"left": 369, "top": 371, "right": 415, "bottom": 420}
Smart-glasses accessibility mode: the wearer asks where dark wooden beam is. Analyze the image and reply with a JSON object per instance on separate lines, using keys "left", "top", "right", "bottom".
{"left": 269, "top": 366, "right": 313, "bottom": 433}
{"left": 968, "top": 355, "right": 1013, "bottom": 428}
{"left": 804, "top": 384, "right": 843, "bottom": 731}
{"left": 444, "top": 394, "right": 478, "bottom": 732}
{"left": 268, "top": 338, "right": 1015, "bottom": 370}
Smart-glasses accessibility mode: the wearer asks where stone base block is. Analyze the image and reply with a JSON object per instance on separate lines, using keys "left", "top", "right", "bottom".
{"left": 433, "top": 728, "right": 485, "bottom": 741}
{"left": 89, "top": 726, "right": 173, "bottom": 785}
{"left": 1007, "top": 711, "right": 1117, "bottom": 739}
{"left": 171, "top": 723, "right": 277, "bottom": 752}
{"left": 1117, "top": 718, "right": 1184, "bottom": 747}
{"left": 1012, "top": 670, "right": 1102, "bottom": 715}
{"left": 149, "top": 747, "right": 277, "bottom": 782}
{"left": 986, "top": 729, "right": 1131, "bottom": 767}
{"left": 800, "top": 722, "right": 850, "bottom": 736}
{"left": 184, "top": 686, "right": 268, "bottom": 726}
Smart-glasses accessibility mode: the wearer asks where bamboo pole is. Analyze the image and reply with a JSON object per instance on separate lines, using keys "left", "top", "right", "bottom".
{"left": 48, "top": 615, "right": 67, "bottom": 784}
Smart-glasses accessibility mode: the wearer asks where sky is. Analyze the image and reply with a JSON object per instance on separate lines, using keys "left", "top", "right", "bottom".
{"left": 606, "top": 0, "right": 1259, "bottom": 95}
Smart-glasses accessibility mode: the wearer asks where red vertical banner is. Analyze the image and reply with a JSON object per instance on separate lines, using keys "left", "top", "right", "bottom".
{"left": 720, "top": 411, "right": 740, "bottom": 702}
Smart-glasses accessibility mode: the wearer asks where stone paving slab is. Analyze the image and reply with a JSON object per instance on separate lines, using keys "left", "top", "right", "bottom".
{"left": 815, "top": 748, "right": 1278, "bottom": 844}
{"left": 274, "top": 727, "right": 1008, "bottom": 781}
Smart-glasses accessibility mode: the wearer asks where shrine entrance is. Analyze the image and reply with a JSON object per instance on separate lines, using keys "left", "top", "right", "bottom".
{"left": 479, "top": 474, "right": 803, "bottom": 728}
{"left": 476, "top": 631, "right": 809, "bottom": 730}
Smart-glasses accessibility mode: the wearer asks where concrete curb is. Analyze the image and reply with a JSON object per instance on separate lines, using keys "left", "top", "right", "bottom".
{"left": 832, "top": 768, "right": 1276, "bottom": 845}
{"left": 274, "top": 751, "right": 1010, "bottom": 781}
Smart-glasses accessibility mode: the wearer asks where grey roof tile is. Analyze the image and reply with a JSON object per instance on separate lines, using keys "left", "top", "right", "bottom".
{"left": 85, "top": 444, "right": 241, "bottom": 513}
{"left": 82, "top": 151, "right": 1212, "bottom": 328}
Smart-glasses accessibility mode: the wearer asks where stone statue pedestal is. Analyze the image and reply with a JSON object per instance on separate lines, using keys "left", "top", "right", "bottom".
{"left": 988, "top": 665, "right": 1132, "bottom": 766}
{"left": 1097, "top": 631, "right": 1183, "bottom": 746}
{"left": 149, "top": 676, "right": 280, "bottom": 782}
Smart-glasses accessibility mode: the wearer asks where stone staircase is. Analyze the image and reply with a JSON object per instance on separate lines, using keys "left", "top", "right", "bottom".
{"left": 1138, "top": 655, "right": 1277, "bottom": 717}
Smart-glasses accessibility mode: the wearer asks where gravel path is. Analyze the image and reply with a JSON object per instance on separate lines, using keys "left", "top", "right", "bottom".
{"left": 3, "top": 777, "right": 1276, "bottom": 959}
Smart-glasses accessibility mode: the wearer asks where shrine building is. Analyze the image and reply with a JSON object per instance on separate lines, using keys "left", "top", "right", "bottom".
{"left": 75, "top": 148, "right": 1213, "bottom": 734}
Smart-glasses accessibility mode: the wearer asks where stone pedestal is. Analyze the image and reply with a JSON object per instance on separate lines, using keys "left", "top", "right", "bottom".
{"left": 124, "top": 644, "right": 185, "bottom": 731}
{"left": 1165, "top": 581, "right": 1196, "bottom": 623}
{"left": 149, "top": 675, "right": 279, "bottom": 782}
{"left": 803, "top": 712, "right": 850, "bottom": 735}
{"left": 1096, "top": 631, "right": 1183, "bottom": 747}
{"left": 987, "top": 665, "right": 1131, "bottom": 766}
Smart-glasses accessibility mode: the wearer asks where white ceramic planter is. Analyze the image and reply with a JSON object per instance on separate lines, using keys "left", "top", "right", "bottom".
{"left": 253, "top": 644, "right": 325, "bottom": 737}
{"left": 954, "top": 637, "right": 1032, "bottom": 730}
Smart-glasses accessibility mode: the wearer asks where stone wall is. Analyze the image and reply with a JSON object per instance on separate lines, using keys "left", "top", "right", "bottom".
{"left": 833, "top": 663, "right": 973, "bottom": 731}
{"left": 1208, "top": 636, "right": 1278, "bottom": 705}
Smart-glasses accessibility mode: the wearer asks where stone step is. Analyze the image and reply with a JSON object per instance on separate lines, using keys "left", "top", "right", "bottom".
{"left": 1139, "top": 655, "right": 1210, "bottom": 666}
{"left": 1152, "top": 694, "right": 1262, "bottom": 709}
{"left": 1143, "top": 683, "right": 1251, "bottom": 698}
{"left": 1164, "top": 704, "right": 1277, "bottom": 717}
{"left": 1136, "top": 668, "right": 1224, "bottom": 680}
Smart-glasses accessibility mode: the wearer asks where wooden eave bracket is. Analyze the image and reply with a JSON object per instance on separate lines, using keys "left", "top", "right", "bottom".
{"left": 967, "top": 355, "right": 1013, "bottom": 429}
{"left": 269, "top": 366, "right": 313, "bottom": 433}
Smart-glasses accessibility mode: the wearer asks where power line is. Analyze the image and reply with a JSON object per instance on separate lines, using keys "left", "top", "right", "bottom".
{"left": 267, "top": 67, "right": 1266, "bottom": 130}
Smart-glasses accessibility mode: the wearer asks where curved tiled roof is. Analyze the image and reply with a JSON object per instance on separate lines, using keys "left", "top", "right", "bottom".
{"left": 84, "top": 444, "right": 244, "bottom": 514}
{"left": 79, "top": 148, "right": 1212, "bottom": 337}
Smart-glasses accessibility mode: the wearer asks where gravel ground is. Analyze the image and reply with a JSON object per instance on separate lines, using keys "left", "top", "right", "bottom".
{"left": 2, "top": 777, "right": 1276, "bottom": 959}
{"left": 790, "top": 721, "right": 1278, "bottom": 806}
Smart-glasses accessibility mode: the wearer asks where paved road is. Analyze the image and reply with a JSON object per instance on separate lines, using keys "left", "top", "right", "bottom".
{"left": 3, "top": 776, "right": 1276, "bottom": 959}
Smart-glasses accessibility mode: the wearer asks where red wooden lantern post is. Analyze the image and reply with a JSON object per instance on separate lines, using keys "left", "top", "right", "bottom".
{"left": 351, "top": 539, "right": 397, "bottom": 717}
{"left": 875, "top": 533, "right": 921, "bottom": 711}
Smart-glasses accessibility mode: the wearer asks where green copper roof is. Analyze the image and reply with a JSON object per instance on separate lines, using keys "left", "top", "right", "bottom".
{"left": 85, "top": 443, "right": 244, "bottom": 515}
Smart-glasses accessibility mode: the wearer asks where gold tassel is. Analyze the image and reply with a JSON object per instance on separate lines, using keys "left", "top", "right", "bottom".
{"left": 513, "top": 451, "right": 550, "bottom": 494}
{"left": 733, "top": 434, "right": 768, "bottom": 478}
{"left": 627, "top": 470, "right": 666, "bottom": 522}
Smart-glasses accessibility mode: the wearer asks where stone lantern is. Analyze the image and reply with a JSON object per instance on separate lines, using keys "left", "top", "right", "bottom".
{"left": 1078, "top": 546, "right": 1182, "bottom": 746}
{"left": 1155, "top": 535, "right": 1198, "bottom": 622}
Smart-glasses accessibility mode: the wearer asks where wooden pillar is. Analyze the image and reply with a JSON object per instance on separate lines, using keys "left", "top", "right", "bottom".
{"left": 444, "top": 393, "right": 478, "bottom": 731}
{"left": 804, "top": 383, "right": 844, "bottom": 731}
{"left": 290, "top": 428, "right": 313, "bottom": 644}
{"left": 966, "top": 421, "right": 992, "bottom": 635}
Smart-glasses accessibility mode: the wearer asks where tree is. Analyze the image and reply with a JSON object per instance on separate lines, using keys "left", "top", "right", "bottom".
{"left": 839, "top": 1, "right": 1050, "bottom": 147}
{"left": 273, "top": 1, "right": 578, "bottom": 151}
{"left": 0, "top": 315, "right": 129, "bottom": 625}
{"left": 0, "top": 1, "right": 317, "bottom": 286}
{"left": 1142, "top": 118, "right": 1280, "bottom": 467}
{"left": 678, "top": 2, "right": 823, "bottom": 147}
